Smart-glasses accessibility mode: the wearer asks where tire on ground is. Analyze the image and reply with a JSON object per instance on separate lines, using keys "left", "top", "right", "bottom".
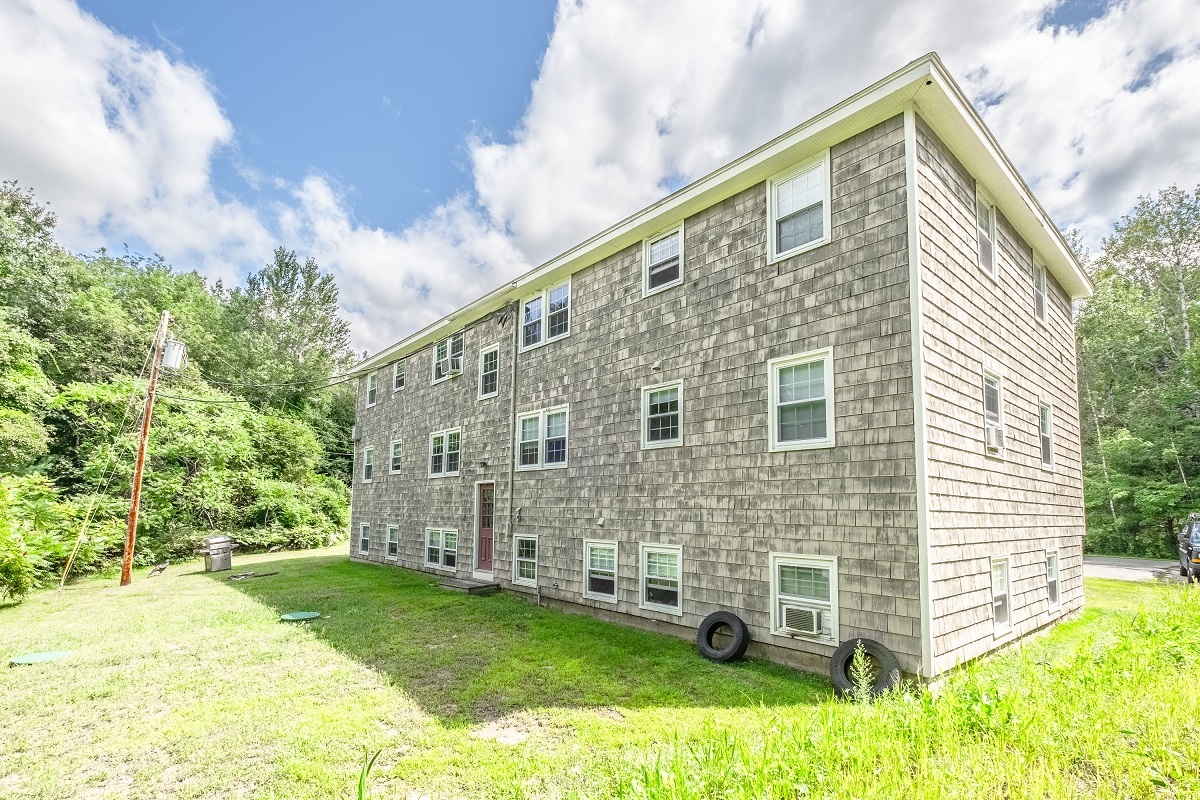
{"left": 829, "top": 637, "right": 902, "bottom": 697}
{"left": 696, "top": 610, "right": 750, "bottom": 663}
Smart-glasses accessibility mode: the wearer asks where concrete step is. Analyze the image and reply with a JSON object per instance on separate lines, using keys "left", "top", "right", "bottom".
{"left": 438, "top": 577, "right": 501, "bottom": 595}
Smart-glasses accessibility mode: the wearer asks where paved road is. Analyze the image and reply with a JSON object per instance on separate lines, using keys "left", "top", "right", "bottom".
{"left": 1083, "top": 555, "right": 1187, "bottom": 583}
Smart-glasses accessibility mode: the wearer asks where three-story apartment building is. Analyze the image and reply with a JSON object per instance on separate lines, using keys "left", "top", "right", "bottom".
{"left": 347, "top": 53, "right": 1091, "bottom": 678}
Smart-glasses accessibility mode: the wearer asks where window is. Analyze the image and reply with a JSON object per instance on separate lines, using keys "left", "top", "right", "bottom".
{"left": 642, "top": 382, "right": 683, "bottom": 448}
{"left": 991, "top": 557, "right": 1010, "bottom": 631}
{"left": 393, "top": 359, "right": 406, "bottom": 391}
{"left": 366, "top": 373, "right": 378, "bottom": 407}
{"left": 478, "top": 344, "right": 499, "bottom": 399}
{"left": 425, "top": 528, "right": 458, "bottom": 570}
{"left": 362, "top": 447, "right": 374, "bottom": 482}
{"left": 1039, "top": 401, "right": 1054, "bottom": 468}
{"left": 358, "top": 523, "right": 370, "bottom": 555}
{"left": 387, "top": 525, "right": 399, "bottom": 558}
{"left": 389, "top": 440, "right": 403, "bottom": 474}
{"left": 515, "top": 406, "right": 568, "bottom": 470}
{"left": 584, "top": 541, "right": 618, "bottom": 601}
{"left": 770, "top": 553, "right": 838, "bottom": 644}
{"left": 1046, "top": 550, "right": 1060, "bottom": 608}
{"left": 521, "top": 281, "right": 570, "bottom": 349}
{"left": 639, "top": 543, "right": 682, "bottom": 615}
{"left": 513, "top": 535, "right": 538, "bottom": 586}
{"left": 983, "top": 372, "right": 1005, "bottom": 454}
{"left": 644, "top": 225, "right": 683, "bottom": 294}
{"left": 429, "top": 429, "right": 461, "bottom": 477}
{"left": 768, "top": 153, "right": 831, "bottom": 261}
{"left": 977, "top": 190, "right": 996, "bottom": 277}
{"left": 1033, "top": 262, "right": 1047, "bottom": 325}
{"left": 432, "top": 331, "right": 465, "bottom": 383}
{"left": 768, "top": 348, "right": 835, "bottom": 451}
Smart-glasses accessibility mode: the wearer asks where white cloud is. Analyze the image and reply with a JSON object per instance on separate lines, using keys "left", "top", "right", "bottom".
{"left": 2, "top": 0, "right": 1199, "bottom": 353}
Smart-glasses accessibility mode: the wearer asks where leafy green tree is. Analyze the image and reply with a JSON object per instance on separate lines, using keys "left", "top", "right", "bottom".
{"left": 0, "top": 319, "right": 54, "bottom": 470}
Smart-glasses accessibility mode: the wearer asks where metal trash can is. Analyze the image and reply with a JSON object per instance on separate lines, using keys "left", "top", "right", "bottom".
{"left": 196, "top": 535, "right": 238, "bottom": 572}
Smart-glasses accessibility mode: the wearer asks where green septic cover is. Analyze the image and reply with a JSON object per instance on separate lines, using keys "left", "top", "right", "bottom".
{"left": 280, "top": 611, "right": 321, "bottom": 622}
{"left": 10, "top": 651, "right": 69, "bottom": 666}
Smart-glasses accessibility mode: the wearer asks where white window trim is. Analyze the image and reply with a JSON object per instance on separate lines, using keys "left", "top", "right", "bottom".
{"left": 393, "top": 359, "right": 406, "bottom": 392}
{"left": 582, "top": 539, "right": 619, "bottom": 603}
{"left": 1039, "top": 398, "right": 1055, "bottom": 471}
{"left": 519, "top": 278, "right": 572, "bottom": 353}
{"left": 766, "top": 150, "right": 832, "bottom": 264}
{"left": 424, "top": 527, "right": 458, "bottom": 572}
{"left": 512, "top": 534, "right": 538, "bottom": 587}
{"left": 515, "top": 405, "right": 569, "bottom": 471}
{"left": 642, "top": 222, "right": 685, "bottom": 297}
{"left": 768, "top": 552, "right": 840, "bottom": 646}
{"left": 389, "top": 440, "right": 403, "bottom": 474}
{"left": 362, "top": 447, "right": 374, "bottom": 483}
{"left": 358, "top": 523, "right": 370, "bottom": 555}
{"left": 428, "top": 428, "right": 462, "bottom": 478}
{"left": 638, "top": 542, "right": 683, "bottom": 617}
{"left": 386, "top": 524, "right": 399, "bottom": 560}
{"left": 641, "top": 380, "right": 684, "bottom": 449}
{"left": 478, "top": 342, "right": 500, "bottom": 400}
{"left": 983, "top": 370, "right": 1005, "bottom": 459}
{"left": 991, "top": 556, "right": 1011, "bottom": 636}
{"left": 430, "top": 331, "right": 465, "bottom": 385}
{"left": 1033, "top": 260, "right": 1049, "bottom": 328}
{"left": 365, "top": 373, "right": 378, "bottom": 408}
{"left": 976, "top": 186, "right": 998, "bottom": 282}
{"left": 1046, "top": 548, "right": 1061, "bottom": 611}
{"left": 767, "top": 347, "right": 836, "bottom": 452}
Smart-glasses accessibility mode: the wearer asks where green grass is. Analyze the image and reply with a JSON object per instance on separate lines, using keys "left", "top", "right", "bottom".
{"left": 0, "top": 550, "right": 1197, "bottom": 799}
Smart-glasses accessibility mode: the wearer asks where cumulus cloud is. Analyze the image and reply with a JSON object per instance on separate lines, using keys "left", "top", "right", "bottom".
{"left": 2, "top": 0, "right": 1199, "bottom": 352}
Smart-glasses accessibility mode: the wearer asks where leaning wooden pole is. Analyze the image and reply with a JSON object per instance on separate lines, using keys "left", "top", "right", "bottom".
{"left": 120, "top": 311, "right": 169, "bottom": 587}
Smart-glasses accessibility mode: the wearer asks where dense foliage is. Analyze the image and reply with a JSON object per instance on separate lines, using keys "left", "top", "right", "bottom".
{"left": 1078, "top": 185, "right": 1200, "bottom": 556}
{"left": 0, "top": 181, "right": 355, "bottom": 600}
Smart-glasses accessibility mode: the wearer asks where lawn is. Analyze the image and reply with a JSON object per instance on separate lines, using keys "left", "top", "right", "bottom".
{"left": 0, "top": 549, "right": 1197, "bottom": 799}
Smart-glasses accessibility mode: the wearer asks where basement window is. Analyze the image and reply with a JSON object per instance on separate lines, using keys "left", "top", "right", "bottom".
{"left": 644, "top": 225, "right": 683, "bottom": 294}
{"left": 639, "top": 543, "right": 682, "bottom": 616}
{"left": 387, "top": 525, "right": 399, "bottom": 559}
{"left": 991, "top": 557, "right": 1010, "bottom": 632}
{"left": 514, "top": 535, "right": 538, "bottom": 587}
{"left": 359, "top": 523, "right": 370, "bottom": 555}
{"left": 584, "top": 540, "right": 618, "bottom": 602}
{"left": 429, "top": 429, "right": 461, "bottom": 477}
{"left": 770, "top": 553, "right": 838, "bottom": 644}
{"left": 521, "top": 281, "right": 571, "bottom": 350}
{"left": 642, "top": 382, "right": 683, "bottom": 448}
{"left": 425, "top": 528, "right": 457, "bottom": 570}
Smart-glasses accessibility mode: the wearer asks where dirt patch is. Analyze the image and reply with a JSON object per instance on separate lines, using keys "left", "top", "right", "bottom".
{"left": 471, "top": 713, "right": 552, "bottom": 746}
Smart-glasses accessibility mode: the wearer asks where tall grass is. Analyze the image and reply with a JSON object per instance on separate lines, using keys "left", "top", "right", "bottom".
{"left": 616, "top": 587, "right": 1200, "bottom": 799}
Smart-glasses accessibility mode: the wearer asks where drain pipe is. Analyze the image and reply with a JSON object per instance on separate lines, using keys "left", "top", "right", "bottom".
{"left": 506, "top": 300, "right": 519, "bottom": 569}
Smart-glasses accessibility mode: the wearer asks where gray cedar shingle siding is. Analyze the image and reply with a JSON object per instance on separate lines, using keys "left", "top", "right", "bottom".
{"left": 913, "top": 114, "right": 1085, "bottom": 673}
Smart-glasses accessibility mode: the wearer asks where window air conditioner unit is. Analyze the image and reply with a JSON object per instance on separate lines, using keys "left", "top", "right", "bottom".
{"left": 985, "top": 424, "right": 1004, "bottom": 452}
{"left": 780, "top": 603, "right": 823, "bottom": 636}
{"left": 437, "top": 357, "right": 462, "bottom": 377}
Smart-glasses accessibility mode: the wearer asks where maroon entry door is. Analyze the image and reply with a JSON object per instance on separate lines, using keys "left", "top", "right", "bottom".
{"left": 477, "top": 483, "right": 494, "bottom": 572}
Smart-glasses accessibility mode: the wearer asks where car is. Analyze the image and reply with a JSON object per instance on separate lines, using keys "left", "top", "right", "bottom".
{"left": 1179, "top": 516, "right": 1200, "bottom": 581}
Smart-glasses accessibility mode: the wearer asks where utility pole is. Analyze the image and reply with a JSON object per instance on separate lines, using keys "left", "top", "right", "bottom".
{"left": 120, "top": 310, "right": 169, "bottom": 587}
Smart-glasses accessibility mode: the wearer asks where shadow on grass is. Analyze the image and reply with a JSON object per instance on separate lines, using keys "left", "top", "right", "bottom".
{"left": 214, "top": 552, "right": 829, "bottom": 726}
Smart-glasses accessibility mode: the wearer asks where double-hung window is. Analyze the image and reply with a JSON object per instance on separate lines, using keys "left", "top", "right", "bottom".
{"left": 432, "top": 332, "right": 465, "bottom": 383}
{"left": 389, "top": 440, "right": 403, "bottom": 474}
{"left": 642, "top": 381, "right": 682, "bottom": 448}
{"left": 768, "top": 152, "right": 831, "bottom": 262}
{"left": 478, "top": 344, "right": 499, "bottom": 399}
{"left": 584, "top": 541, "right": 617, "bottom": 601}
{"left": 768, "top": 348, "right": 835, "bottom": 451}
{"left": 977, "top": 189, "right": 997, "bottom": 277}
{"left": 362, "top": 447, "right": 374, "bottom": 482}
{"left": 639, "top": 543, "right": 682, "bottom": 615}
{"left": 521, "top": 281, "right": 570, "bottom": 349}
{"left": 393, "top": 359, "right": 406, "bottom": 391}
{"left": 366, "top": 373, "right": 378, "bottom": 407}
{"left": 386, "top": 525, "right": 399, "bottom": 558}
{"left": 358, "top": 523, "right": 370, "bottom": 555}
{"left": 429, "top": 429, "right": 461, "bottom": 477}
{"left": 425, "top": 528, "right": 457, "bottom": 569}
{"left": 1039, "top": 401, "right": 1054, "bottom": 468}
{"left": 516, "top": 406, "right": 568, "bottom": 470}
{"left": 991, "top": 557, "right": 1010, "bottom": 631}
{"left": 983, "top": 372, "right": 1005, "bottom": 454}
{"left": 1033, "top": 263, "right": 1048, "bottom": 325}
{"left": 770, "top": 553, "right": 838, "bottom": 643}
{"left": 1046, "top": 550, "right": 1060, "bottom": 608}
{"left": 513, "top": 535, "right": 538, "bottom": 586}
{"left": 644, "top": 225, "right": 683, "bottom": 294}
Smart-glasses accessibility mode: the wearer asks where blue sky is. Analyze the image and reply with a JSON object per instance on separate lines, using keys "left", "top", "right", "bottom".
{"left": 1, "top": 0, "right": 1198, "bottom": 352}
